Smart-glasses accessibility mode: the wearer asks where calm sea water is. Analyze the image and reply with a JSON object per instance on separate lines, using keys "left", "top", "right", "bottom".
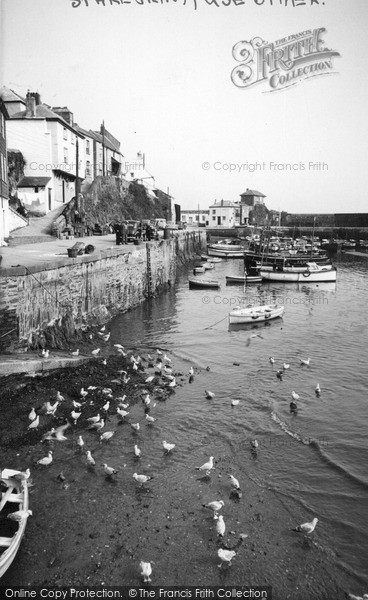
{"left": 109, "top": 253, "right": 368, "bottom": 585}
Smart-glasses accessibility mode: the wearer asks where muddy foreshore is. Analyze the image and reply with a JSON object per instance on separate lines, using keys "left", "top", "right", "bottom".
{"left": 0, "top": 336, "right": 363, "bottom": 599}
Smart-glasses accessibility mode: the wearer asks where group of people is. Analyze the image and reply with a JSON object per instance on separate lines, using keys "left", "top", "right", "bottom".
{"left": 115, "top": 221, "right": 156, "bottom": 245}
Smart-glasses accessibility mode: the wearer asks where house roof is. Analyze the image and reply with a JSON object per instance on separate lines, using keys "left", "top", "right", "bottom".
{"left": 91, "top": 130, "right": 121, "bottom": 154}
{"left": 18, "top": 176, "right": 51, "bottom": 188}
{"left": 11, "top": 104, "right": 83, "bottom": 136}
{"left": 209, "top": 200, "right": 237, "bottom": 208}
{"left": 0, "top": 86, "right": 26, "bottom": 104}
{"left": 240, "top": 189, "right": 266, "bottom": 197}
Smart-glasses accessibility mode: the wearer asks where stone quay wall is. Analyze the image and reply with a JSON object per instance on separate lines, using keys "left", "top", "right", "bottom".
{"left": 0, "top": 231, "right": 206, "bottom": 352}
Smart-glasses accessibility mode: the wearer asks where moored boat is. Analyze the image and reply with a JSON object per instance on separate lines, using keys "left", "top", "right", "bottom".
{"left": 229, "top": 304, "right": 284, "bottom": 324}
{"left": 0, "top": 468, "right": 31, "bottom": 578}
{"left": 203, "top": 263, "right": 215, "bottom": 270}
{"left": 189, "top": 279, "right": 220, "bottom": 289}
{"left": 226, "top": 274, "right": 262, "bottom": 284}
{"left": 207, "top": 247, "right": 244, "bottom": 258}
{"left": 193, "top": 266, "right": 206, "bottom": 274}
{"left": 260, "top": 262, "right": 337, "bottom": 283}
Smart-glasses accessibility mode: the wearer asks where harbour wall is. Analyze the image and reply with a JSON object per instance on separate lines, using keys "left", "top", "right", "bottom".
{"left": 0, "top": 231, "right": 206, "bottom": 352}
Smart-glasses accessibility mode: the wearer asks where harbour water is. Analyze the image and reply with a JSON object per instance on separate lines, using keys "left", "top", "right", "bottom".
{"left": 108, "top": 253, "right": 368, "bottom": 587}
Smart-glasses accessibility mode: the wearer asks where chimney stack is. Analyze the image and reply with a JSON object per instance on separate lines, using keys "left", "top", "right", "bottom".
{"left": 26, "top": 92, "right": 37, "bottom": 118}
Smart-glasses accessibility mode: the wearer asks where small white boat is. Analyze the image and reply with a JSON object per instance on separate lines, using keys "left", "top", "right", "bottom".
{"left": 189, "top": 279, "right": 220, "bottom": 289}
{"left": 0, "top": 468, "right": 30, "bottom": 578}
{"left": 207, "top": 257, "right": 222, "bottom": 263}
{"left": 229, "top": 304, "right": 284, "bottom": 324}
{"left": 260, "top": 262, "right": 337, "bottom": 283}
{"left": 193, "top": 266, "right": 206, "bottom": 274}
{"left": 226, "top": 273, "right": 262, "bottom": 284}
{"left": 203, "top": 263, "right": 214, "bottom": 270}
{"left": 207, "top": 247, "right": 244, "bottom": 258}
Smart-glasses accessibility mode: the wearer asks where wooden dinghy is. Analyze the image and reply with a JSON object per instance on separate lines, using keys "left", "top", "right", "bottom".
{"left": 188, "top": 279, "right": 220, "bottom": 289}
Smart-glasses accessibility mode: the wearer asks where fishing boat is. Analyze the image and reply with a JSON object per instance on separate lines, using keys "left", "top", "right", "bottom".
{"left": 226, "top": 274, "right": 262, "bottom": 284}
{"left": 229, "top": 304, "right": 285, "bottom": 324}
{"left": 0, "top": 468, "right": 30, "bottom": 578}
{"left": 260, "top": 262, "right": 337, "bottom": 283}
{"left": 189, "top": 279, "right": 220, "bottom": 289}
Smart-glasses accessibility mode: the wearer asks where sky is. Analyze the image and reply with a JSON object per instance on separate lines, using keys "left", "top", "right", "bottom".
{"left": 1, "top": 0, "right": 368, "bottom": 214}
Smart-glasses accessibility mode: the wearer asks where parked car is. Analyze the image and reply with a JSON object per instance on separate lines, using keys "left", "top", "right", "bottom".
{"left": 126, "top": 220, "right": 140, "bottom": 242}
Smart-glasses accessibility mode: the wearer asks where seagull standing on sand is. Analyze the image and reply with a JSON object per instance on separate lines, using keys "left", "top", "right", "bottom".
{"left": 300, "top": 357, "right": 311, "bottom": 366}
{"left": 134, "top": 444, "right": 141, "bottom": 458}
{"left": 91, "top": 348, "right": 101, "bottom": 356}
{"left": 86, "top": 413, "right": 100, "bottom": 424}
{"left": 196, "top": 456, "right": 215, "bottom": 476}
{"left": 86, "top": 450, "right": 95, "bottom": 466}
{"left": 28, "top": 415, "right": 39, "bottom": 430}
{"left": 88, "top": 419, "right": 104, "bottom": 431}
{"left": 294, "top": 517, "right": 318, "bottom": 534}
{"left": 283, "top": 363, "right": 290, "bottom": 371}
{"left": 146, "top": 414, "right": 156, "bottom": 425}
{"left": 56, "top": 391, "right": 65, "bottom": 402}
{"left": 71, "top": 410, "right": 81, "bottom": 425}
{"left": 37, "top": 451, "right": 53, "bottom": 466}
{"left": 229, "top": 474, "right": 240, "bottom": 490}
{"left": 131, "top": 422, "right": 140, "bottom": 433}
{"left": 202, "top": 500, "right": 224, "bottom": 518}
{"left": 80, "top": 388, "right": 88, "bottom": 399}
{"left": 28, "top": 407, "right": 36, "bottom": 421}
{"left": 205, "top": 390, "right": 215, "bottom": 399}
{"left": 163, "top": 441, "right": 175, "bottom": 454}
{"left": 315, "top": 383, "right": 321, "bottom": 396}
{"left": 77, "top": 435, "right": 84, "bottom": 450}
{"left": 291, "top": 391, "right": 300, "bottom": 401}
{"left": 99, "top": 431, "right": 114, "bottom": 444}
{"left": 133, "top": 473, "right": 153, "bottom": 486}
{"left": 103, "top": 463, "right": 118, "bottom": 477}
{"left": 269, "top": 357, "right": 275, "bottom": 365}
{"left": 217, "top": 548, "right": 237, "bottom": 568}
{"left": 216, "top": 515, "right": 226, "bottom": 537}
{"left": 7, "top": 509, "right": 33, "bottom": 522}
{"left": 251, "top": 439, "right": 259, "bottom": 451}
{"left": 231, "top": 399, "right": 240, "bottom": 407}
{"left": 140, "top": 561, "right": 153, "bottom": 583}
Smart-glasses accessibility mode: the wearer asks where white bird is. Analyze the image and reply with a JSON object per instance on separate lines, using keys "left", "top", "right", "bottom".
{"left": 131, "top": 422, "right": 140, "bottom": 432}
{"left": 50, "top": 422, "right": 70, "bottom": 441}
{"left": 188, "top": 367, "right": 194, "bottom": 376}
{"left": 45, "top": 400, "right": 59, "bottom": 416}
{"left": 218, "top": 548, "right": 237, "bottom": 568}
{"left": 80, "top": 388, "right": 88, "bottom": 398}
{"left": 28, "top": 407, "right": 36, "bottom": 421}
{"left": 251, "top": 439, "right": 259, "bottom": 450}
{"left": 99, "top": 431, "right": 114, "bottom": 444}
{"left": 86, "top": 450, "right": 95, "bottom": 466}
{"left": 37, "top": 451, "right": 53, "bottom": 466}
{"left": 146, "top": 414, "right": 156, "bottom": 424}
{"left": 133, "top": 473, "right": 152, "bottom": 486}
{"left": 91, "top": 348, "right": 101, "bottom": 356}
{"left": 56, "top": 391, "right": 65, "bottom": 402}
{"left": 103, "top": 463, "right": 118, "bottom": 477}
{"left": 202, "top": 500, "right": 224, "bottom": 516}
{"left": 231, "top": 399, "right": 240, "bottom": 407}
{"left": 134, "top": 444, "right": 141, "bottom": 458}
{"left": 283, "top": 363, "right": 290, "bottom": 370}
{"left": 117, "top": 408, "right": 129, "bottom": 419}
{"left": 132, "top": 362, "right": 138, "bottom": 371}
{"left": 88, "top": 419, "right": 105, "bottom": 431}
{"left": 163, "top": 441, "right": 175, "bottom": 453}
{"left": 143, "top": 394, "right": 151, "bottom": 406}
{"left": 41, "top": 349, "right": 50, "bottom": 358}
{"left": 73, "top": 400, "right": 83, "bottom": 409}
{"left": 12, "top": 469, "right": 31, "bottom": 485}
{"left": 102, "top": 387, "right": 112, "bottom": 395}
{"left": 28, "top": 415, "right": 39, "bottom": 430}
{"left": 117, "top": 348, "right": 127, "bottom": 356}
{"left": 156, "top": 349, "right": 163, "bottom": 355}
{"left": 71, "top": 349, "right": 80, "bottom": 356}
{"left": 102, "top": 333, "right": 110, "bottom": 342}
{"left": 76, "top": 435, "right": 84, "bottom": 450}
{"left": 205, "top": 390, "right": 215, "bottom": 399}
{"left": 315, "top": 383, "right": 321, "bottom": 395}
{"left": 140, "top": 560, "right": 153, "bottom": 583}
{"left": 294, "top": 517, "right": 318, "bottom": 534}
{"left": 348, "top": 594, "right": 368, "bottom": 600}
{"left": 269, "top": 356, "right": 275, "bottom": 364}
{"left": 102, "top": 400, "right": 110, "bottom": 412}
{"left": 229, "top": 474, "right": 240, "bottom": 490}
{"left": 163, "top": 365, "right": 172, "bottom": 374}
{"left": 100, "top": 326, "right": 106, "bottom": 332}
{"left": 114, "top": 344, "right": 125, "bottom": 350}
{"left": 86, "top": 413, "right": 100, "bottom": 424}
{"left": 291, "top": 391, "right": 300, "bottom": 401}
{"left": 163, "top": 354, "right": 171, "bottom": 363}
{"left": 71, "top": 410, "right": 81, "bottom": 424}
{"left": 168, "top": 378, "right": 176, "bottom": 388}
{"left": 300, "top": 357, "right": 311, "bottom": 366}
{"left": 196, "top": 456, "right": 215, "bottom": 475}
{"left": 116, "top": 395, "right": 127, "bottom": 403}
{"left": 145, "top": 375, "right": 155, "bottom": 383}
{"left": 87, "top": 386, "right": 97, "bottom": 391}
{"left": 216, "top": 514, "right": 226, "bottom": 537}
{"left": 7, "top": 509, "right": 33, "bottom": 522}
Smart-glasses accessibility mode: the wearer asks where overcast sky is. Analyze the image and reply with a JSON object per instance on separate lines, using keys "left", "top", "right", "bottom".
{"left": 1, "top": 0, "right": 367, "bottom": 214}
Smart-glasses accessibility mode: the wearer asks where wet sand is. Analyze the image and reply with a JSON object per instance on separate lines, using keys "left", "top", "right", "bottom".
{"left": 0, "top": 341, "right": 363, "bottom": 599}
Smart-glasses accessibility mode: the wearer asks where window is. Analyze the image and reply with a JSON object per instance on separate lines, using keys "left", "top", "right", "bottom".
{"left": 202, "top": 215, "right": 206, "bottom": 221}
{"left": 71, "top": 134, "right": 75, "bottom": 144}
{"left": 212, "top": 216, "right": 216, "bottom": 221}
{"left": 86, "top": 140, "right": 90, "bottom": 155}
{"left": 86, "top": 161, "right": 91, "bottom": 176}
{"left": 195, "top": 215, "right": 199, "bottom": 221}
{"left": 63, "top": 147, "right": 68, "bottom": 163}
{"left": 222, "top": 215, "right": 226, "bottom": 220}
{"left": 63, "top": 127, "right": 67, "bottom": 140}
{"left": 212, "top": 209, "right": 216, "bottom": 215}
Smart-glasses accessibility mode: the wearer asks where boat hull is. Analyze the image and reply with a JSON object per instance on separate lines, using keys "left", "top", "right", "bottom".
{"left": 207, "top": 248, "right": 244, "bottom": 258}
{"left": 226, "top": 275, "right": 262, "bottom": 284}
{"left": 0, "top": 469, "right": 29, "bottom": 578}
{"left": 260, "top": 267, "right": 337, "bottom": 282}
{"left": 229, "top": 304, "right": 284, "bottom": 324}
{"left": 189, "top": 279, "right": 220, "bottom": 289}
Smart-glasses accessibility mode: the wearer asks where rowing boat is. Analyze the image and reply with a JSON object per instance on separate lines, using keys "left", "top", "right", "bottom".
{"left": 188, "top": 279, "right": 220, "bottom": 289}
{"left": 229, "top": 304, "right": 285, "bottom": 324}
{"left": 0, "top": 468, "right": 31, "bottom": 578}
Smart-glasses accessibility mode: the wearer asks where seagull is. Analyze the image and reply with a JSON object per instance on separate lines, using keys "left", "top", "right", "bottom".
{"left": 156, "top": 349, "right": 163, "bottom": 355}
{"left": 216, "top": 514, "right": 226, "bottom": 537}
{"left": 37, "top": 451, "right": 53, "bottom": 466}
{"left": 163, "top": 354, "right": 171, "bottom": 363}
{"left": 114, "top": 344, "right": 125, "bottom": 350}
{"left": 86, "top": 450, "right": 95, "bottom": 466}
{"left": 103, "top": 463, "right": 118, "bottom": 477}
{"left": 131, "top": 422, "right": 140, "bottom": 432}
{"left": 87, "top": 413, "right": 100, "bottom": 424}
{"left": 49, "top": 422, "right": 70, "bottom": 441}
{"left": 56, "top": 391, "right": 65, "bottom": 402}
{"left": 168, "top": 378, "right": 176, "bottom": 388}
{"left": 218, "top": 548, "right": 237, "bottom": 568}
{"left": 188, "top": 367, "right": 194, "bottom": 376}
{"left": 132, "top": 362, "right": 138, "bottom": 371}
{"left": 145, "top": 375, "right": 155, "bottom": 383}
{"left": 146, "top": 414, "right": 156, "bottom": 424}
{"left": 71, "top": 410, "right": 81, "bottom": 425}
{"left": 163, "top": 441, "right": 175, "bottom": 453}
{"left": 196, "top": 456, "right": 215, "bottom": 475}
{"left": 140, "top": 560, "right": 153, "bottom": 583}
{"left": 73, "top": 400, "right": 83, "bottom": 409}
{"left": 117, "top": 408, "right": 129, "bottom": 419}
{"left": 133, "top": 473, "right": 152, "bottom": 486}
{"left": 205, "top": 390, "right": 215, "bottom": 399}
{"left": 348, "top": 594, "right": 368, "bottom": 600}
{"left": 99, "top": 431, "right": 114, "bottom": 444}
{"left": 143, "top": 394, "right": 151, "bottom": 406}
{"left": 88, "top": 419, "right": 105, "bottom": 431}
{"left": 28, "top": 407, "right": 36, "bottom": 421}
{"left": 134, "top": 444, "right": 141, "bottom": 458}
{"left": 276, "top": 370, "right": 283, "bottom": 381}
{"left": 102, "top": 388, "right": 112, "bottom": 396}
{"left": 291, "top": 391, "right": 300, "bottom": 401}
{"left": 76, "top": 435, "right": 84, "bottom": 450}
{"left": 202, "top": 500, "right": 224, "bottom": 517}
{"left": 231, "top": 399, "right": 240, "bottom": 407}
{"left": 229, "top": 474, "right": 240, "bottom": 490}
{"left": 283, "top": 363, "right": 290, "bottom": 370}
{"left": 294, "top": 517, "right": 318, "bottom": 534}
{"left": 80, "top": 388, "right": 88, "bottom": 399}
{"left": 102, "top": 333, "right": 110, "bottom": 342}
{"left": 12, "top": 469, "right": 31, "bottom": 485}
{"left": 87, "top": 385, "right": 97, "bottom": 391}
{"left": 44, "top": 400, "right": 59, "bottom": 416}
{"left": 300, "top": 357, "right": 311, "bottom": 366}
{"left": 269, "top": 357, "right": 275, "bottom": 364}
{"left": 315, "top": 383, "right": 321, "bottom": 396}
{"left": 71, "top": 349, "right": 80, "bottom": 356}
{"left": 91, "top": 348, "right": 101, "bottom": 356}
{"left": 41, "top": 349, "right": 50, "bottom": 358}
{"left": 117, "top": 348, "right": 127, "bottom": 356}
{"left": 28, "top": 415, "right": 39, "bottom": 430}
{"left": 250, "top": 439, "right": 259, "bottom": 450}
{"left": 102, "top": 400, "right": 110, "bottom": 412}
{"left": 100, "top": 326, "right": 106, "bottom": 332}
{"left": 7, "top": 509, "right": 33, "bottom": 522}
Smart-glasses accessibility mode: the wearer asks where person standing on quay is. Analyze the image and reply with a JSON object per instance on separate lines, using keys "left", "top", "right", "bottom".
{"left": 121, "top": 220, "right": 128, "bottom": 244}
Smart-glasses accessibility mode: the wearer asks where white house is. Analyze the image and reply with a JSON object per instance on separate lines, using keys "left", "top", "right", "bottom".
{"left": 2, "top": 90, "right": 85, "bottom": 215}
{"left": 208, "top": 199, "right": 238, "bottom": 228}
{"left": 181, "top": 209, "right": 209, "bottom": 226}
